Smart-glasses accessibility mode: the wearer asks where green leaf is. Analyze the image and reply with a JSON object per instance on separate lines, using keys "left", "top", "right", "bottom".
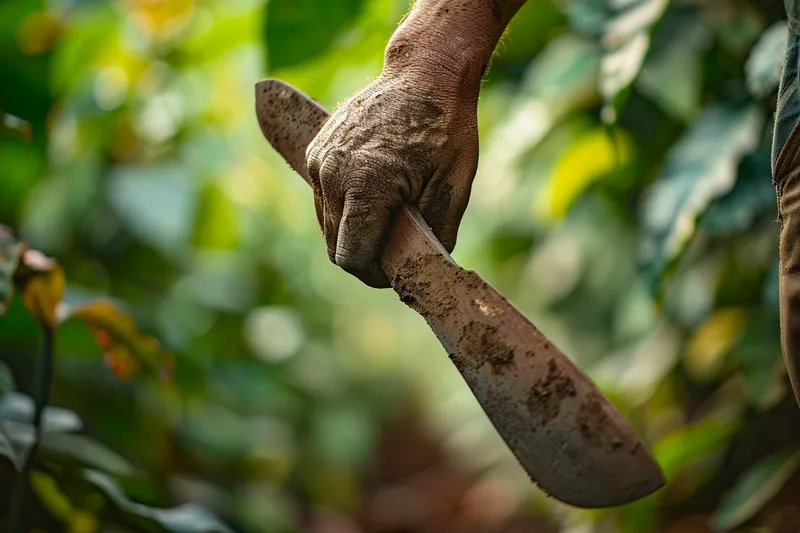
{"left": 653, "top": 418, "right": 739, "bottom": 481}
{"left": 0, "top": 392, "right": 83, "bottom": 468}
{"left": 541, "top": 127, "right": 633, "bottom": 220}
{"left": 639, "top": 103, "right": 763, "bottom": 293}
{"left": 0, "top": 360, "right": 14, "bottom": 399}
{"left": 85, "top": 469, "right": 233, "bottom": 533}
{"left": 702, "top": 137, "right": 775, "bottom": 236}
{"left": 711, "top": 450, "right": 800, "bottom": 531}
{"left": 0, "top": 110, "right": 32, "bottom": 143}
{"left": 745, "top": 22, "right": 789, "bottom": 99}
{"left": 0, "top": 428, "right": 20, "bottom": 470}
{"left": 636, "top": 6, "right": 708, "bottom": 121}
{"left": 16, "top": 249, "right": 65, "bottom": 329}
{"left": 0, "top": 391, "right": 82, "bottom": 434}
{"left": 0, "top": 225, "right": 23, "bottom": 316}
{"left": 49, "top": 3, "right": 118, "bottom": 96}
{"left": 191, "top": 183, "right": 240, "bottom": 250}
{"left": 567, "top": 0, "right": 669, "bottom": 122}
{"left": 39, "top": 433, "right": 135, "bottom": 476}
{"left": 265, "top": 0, "right": 366, "bottom": 71}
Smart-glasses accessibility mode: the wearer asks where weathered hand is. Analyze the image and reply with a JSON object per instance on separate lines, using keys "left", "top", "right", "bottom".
{"left": 305, "top": 66, "right": 480, "bottom": 288}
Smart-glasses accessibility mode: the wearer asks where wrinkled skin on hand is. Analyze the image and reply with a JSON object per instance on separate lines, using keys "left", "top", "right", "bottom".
{"left": 305, "top": 73, "right": 479, "bottom": 288}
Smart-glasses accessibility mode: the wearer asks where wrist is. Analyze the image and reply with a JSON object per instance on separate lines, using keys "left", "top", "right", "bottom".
{"left": 382, "top": 5, "right": 501, "bottom": 97}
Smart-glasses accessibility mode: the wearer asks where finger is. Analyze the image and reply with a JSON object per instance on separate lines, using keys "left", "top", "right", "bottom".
{"left": 335, "top": 187, "right": 399, "bottom": 288}
{"left": 418, "top": 155, "right": 477, "bottom": 252}
{"left": 312, "top": 181, "right": 325, "bottom": 231}
{"left": 319, "top": 152, "right": 347, "bottom": 264}
{"left": 306, "top": 138, "right": 326, "bottom": 231}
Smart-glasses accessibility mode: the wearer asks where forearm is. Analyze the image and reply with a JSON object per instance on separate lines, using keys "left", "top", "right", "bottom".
{"left": 383, "top": 0, "right": 528, "bottom": 95}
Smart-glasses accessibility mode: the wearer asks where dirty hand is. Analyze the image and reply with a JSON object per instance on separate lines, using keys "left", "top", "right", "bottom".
{"left": 305, "top": 49, "right": 481, "bottom": 288}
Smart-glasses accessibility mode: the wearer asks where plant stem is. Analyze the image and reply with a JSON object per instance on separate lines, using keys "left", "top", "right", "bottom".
{"left": 9, "top": 325, "right": 54, "bottom": 533}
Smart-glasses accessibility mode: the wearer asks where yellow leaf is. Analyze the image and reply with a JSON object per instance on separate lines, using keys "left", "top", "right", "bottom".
{"left": 69, "top": 510, "right": 98, "bottom": 533}
{"left": 30, "top": 470, "right": 73, "bottom": 521}
{"left": 685, "top": 307, "right": 748, "bottom": 381}
{"left": 538, "top": 128, "right": 631, "bottom": 221}
{"left": 66, "top": 300, "right": 173, "bottom": 382}
{"left": 18, "top": 250, "right": 65, "bottom": 329}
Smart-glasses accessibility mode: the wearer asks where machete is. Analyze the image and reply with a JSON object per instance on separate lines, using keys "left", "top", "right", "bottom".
{"left": 254, "top": 78, "right": 666, "bottom": 508}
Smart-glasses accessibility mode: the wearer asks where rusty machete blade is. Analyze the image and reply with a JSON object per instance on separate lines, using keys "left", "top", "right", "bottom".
{"left": 254, "top": 78, "right": 666, "bottom": 508}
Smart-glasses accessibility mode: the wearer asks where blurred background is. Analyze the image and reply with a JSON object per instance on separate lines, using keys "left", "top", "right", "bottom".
{"left": 1, "top": 0, "right": 800, "bottom": 531}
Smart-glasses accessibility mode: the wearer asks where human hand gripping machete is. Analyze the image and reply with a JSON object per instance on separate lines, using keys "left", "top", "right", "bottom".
{"left": 255, "top": 79, "right": 666, "bottom": 508}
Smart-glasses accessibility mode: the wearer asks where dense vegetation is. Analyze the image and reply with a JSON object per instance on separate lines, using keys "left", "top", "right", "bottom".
{"left": 1, "top": 0, "right": 799, "bottom": 532}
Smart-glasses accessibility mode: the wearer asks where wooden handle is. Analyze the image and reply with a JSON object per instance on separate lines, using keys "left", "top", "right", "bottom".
{"left": 381, "top": 204, "right": 664, "bottom": 508}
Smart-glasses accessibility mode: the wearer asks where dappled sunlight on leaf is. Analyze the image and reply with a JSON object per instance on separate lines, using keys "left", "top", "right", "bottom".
{"left": 538, "top": 127, "right": 632, "bottom": 221}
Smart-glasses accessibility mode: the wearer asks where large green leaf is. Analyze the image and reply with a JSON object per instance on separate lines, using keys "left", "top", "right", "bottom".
{"left": 0, "top": 391, "right": 82, "bottom": 434}
{"left": 653, "top": 418, "right": 739, "bottom": 481}
{"left": 745, "top": 21, "right": 789, "bottom": 99}
{"left": 711, "top": 449, "right": 800, "bottom": 531}
{"left": 40, "top": 433, "right": 136, "bottom": 476}
{"left": 639, "top": 103, "right": 763, "bottom": 292}
{"left": 702, "top": 135, "right": 775, "bottom": 236}
{"left": 0, "top": 391, "right": 84, "bottom": 469}
{"left": 85, "top": 469, "right": 233, "bottom": 533}
{"left": 636, "top": 5, "right": 709, "bottom": 122}
{"left": 0, "top": 426, "right": 20, "bottom": 470}
{"left": 265, "top": 0, "right": 366, "bottom": 71}
{"left": 567, "top": 0, "right": 669, "bottom": 122}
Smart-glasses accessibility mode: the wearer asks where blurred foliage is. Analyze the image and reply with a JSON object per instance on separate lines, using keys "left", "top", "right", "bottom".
{"left": 1, "top": 0, "right": 800, "bottom": 532}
